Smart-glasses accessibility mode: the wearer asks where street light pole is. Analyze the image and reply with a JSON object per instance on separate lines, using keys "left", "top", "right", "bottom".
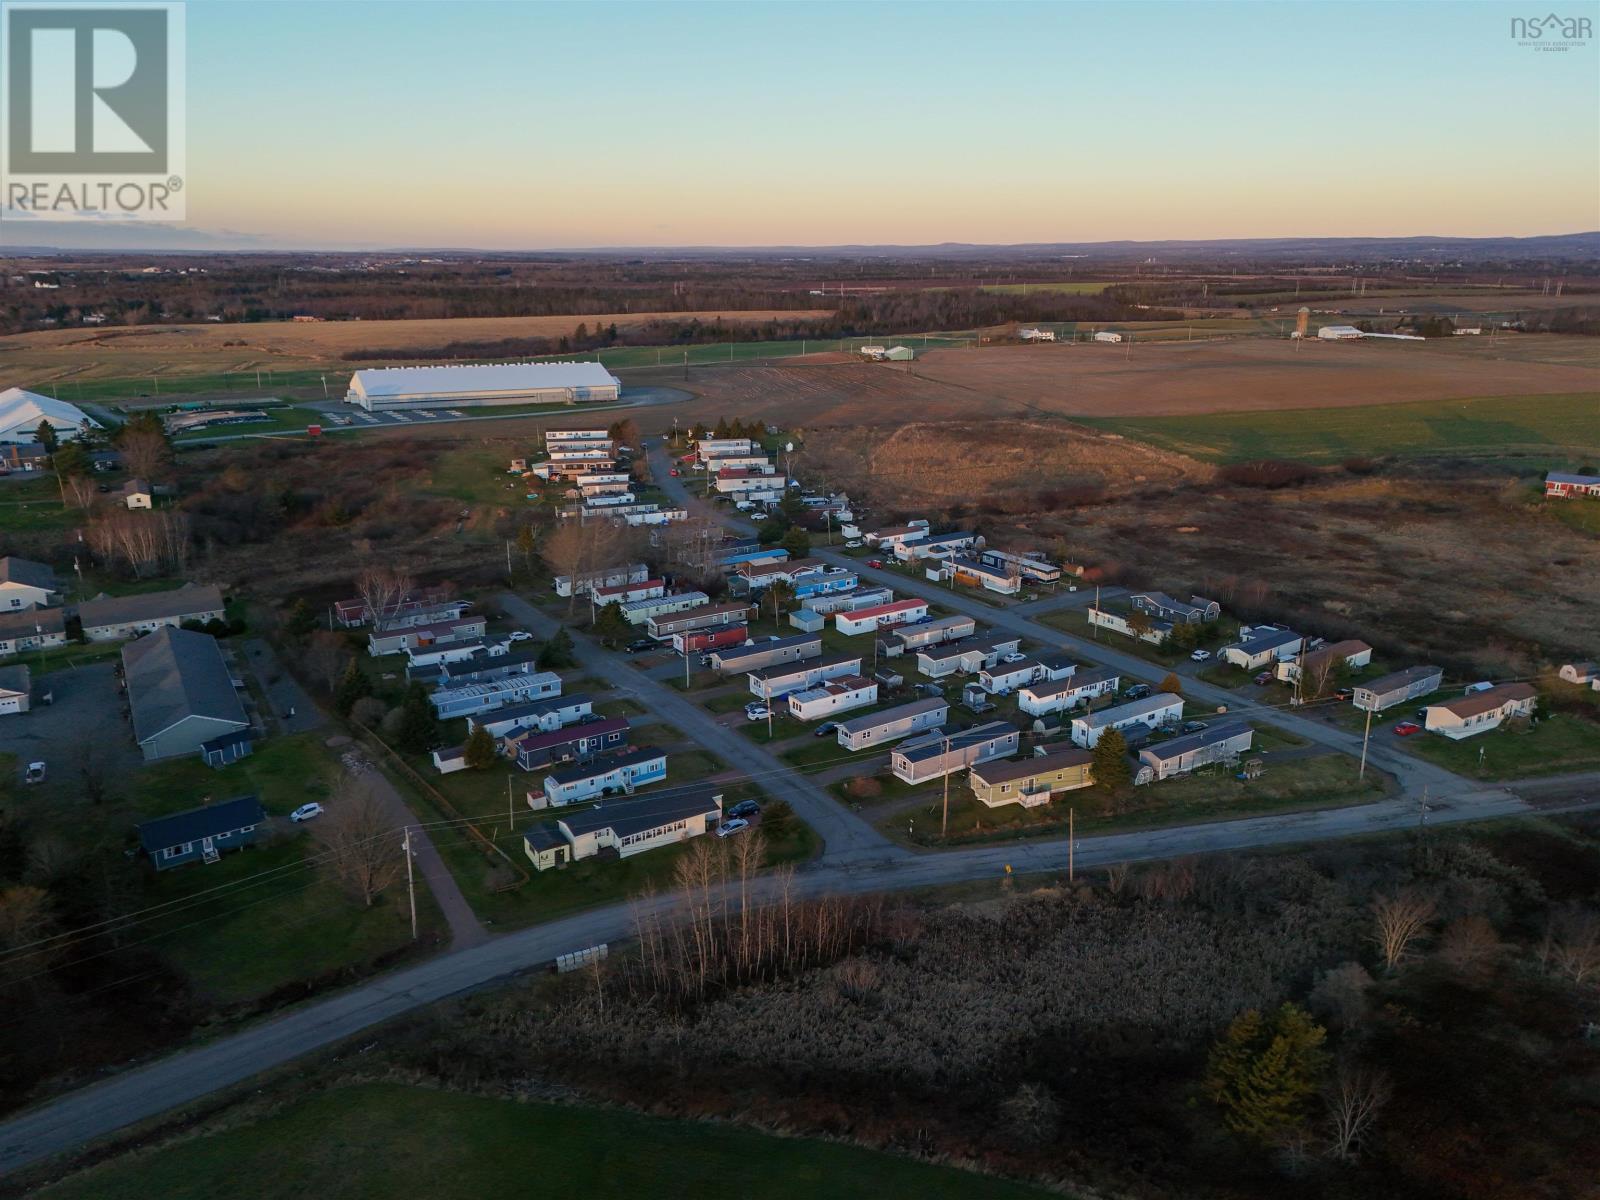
{"left": 1358, "top": 703, "right": 1373, "bottom": 780}
{"left": 940, "top": 733, "right": 952, "bottom": 838}
{"left": 403, "top": 827, "right": 417, "bottom": 940}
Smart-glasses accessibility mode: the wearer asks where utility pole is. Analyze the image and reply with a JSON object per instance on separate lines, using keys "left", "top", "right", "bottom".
{"left": 1358, "top": 703, "right": 1373, "bottom": 780}
{"left": 940, "top": 732, "right": 952, "bottom": 838}
{"left": 403, "top": 827, "right": 417, "bottom": 940}
{"left": 507, "top": 775, "right": 514, "bottom": 834}
{"left": 1068, "top": 806, "right": 1075, "bottom": 882}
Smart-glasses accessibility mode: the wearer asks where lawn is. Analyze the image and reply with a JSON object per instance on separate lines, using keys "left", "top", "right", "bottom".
{"left": 39, "top": 1083, "right": 1054, "bottom": 1200}
{"left": 1077, "top": 392, "right": 1600, "bottom": 464}
{"left": 0, "top": 475, "right": 80, "bottom": 532}
{"left": 887, "top": 750, "right": 1386, "bottom": 847}
{"left": 130, "top": 732, "right": 345, "bottom": 820}
{"left": 1403, "top": 714, "right": 1600, "bottom": 780}
{"left": 780, "top": 736, "right": 855, "bottom": 772}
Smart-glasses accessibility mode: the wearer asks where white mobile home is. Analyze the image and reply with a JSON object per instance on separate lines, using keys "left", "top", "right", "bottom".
{"left": 1070, "top": 693, "right": 1183, "bottom": 748}
{"left": 835, "top": 698, "right": 949, "bottom": 751}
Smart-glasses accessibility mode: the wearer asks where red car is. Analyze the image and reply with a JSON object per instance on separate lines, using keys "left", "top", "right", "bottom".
{"left": 1392, "top": 721, "right": 1423, "bottom": 737}
{"left": 866, "top": 558, "right": 884, "bottom": 569}
{"left": 669, "top": 468, "right": 679, "bottom": 477}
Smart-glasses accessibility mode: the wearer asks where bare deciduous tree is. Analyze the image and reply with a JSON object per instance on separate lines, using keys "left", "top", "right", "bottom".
{"left": 1437, "top": 915, "right": 1504, "bottom": 974}
{"left": 313, "top": 777, "right": 404, "bottom": 908}
{"left": 87, "top": 510, "right": 191, "bottom": 578}
{"left": 356, "top": 563, "right": 413, "bottom": 627}
{"left": 1540, "top": 905, "right": 1600, "bottom": 985}
{"left": 118, "top": 427, "right": 172, "bottom": 480}
{"left": 1371, "top": 889, "right": 1437, "bottom": 972}
{"left": 304, "top": 630, "right": 350, "bottom": 695}
{"left": 1323, "top": 1059, "right": 1392, "bottom": 1162}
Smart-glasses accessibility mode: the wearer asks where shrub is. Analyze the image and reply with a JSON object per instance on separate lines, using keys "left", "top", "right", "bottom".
{"left": 1217, "top": 460, "right": 1317, "bottom": 489}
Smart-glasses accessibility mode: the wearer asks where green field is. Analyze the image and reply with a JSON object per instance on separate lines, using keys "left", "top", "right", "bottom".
{"left": 1404, "top": 714, "right": 1600, "bottom": 780}
{"left": 40, "top": 1083, "right": 1054, "bottom": 1200}
{"left": 1079, "top": 392, "right": 1600, "bottom": 463}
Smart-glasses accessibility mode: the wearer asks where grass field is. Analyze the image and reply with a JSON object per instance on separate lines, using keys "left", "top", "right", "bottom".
{"left": 1403, "top": 714, "right": 1600, "bottom": 780}
{"left": 1077, "top": 392, "right": 1600, "bottom": 463}
{"left": 39, "top": 1083, "right": 1054, "bottom": 1200}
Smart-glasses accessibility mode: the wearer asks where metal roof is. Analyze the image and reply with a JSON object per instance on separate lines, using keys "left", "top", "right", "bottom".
{"left": 122, "top": 627, "right": 248, "bottom": 745}
{"left": 1075, "top": 693, "right": 1183, "bottom": 730}
{"left": 556, "top": 788, "right": 723, "bottom": 841}
{"left": 545, "top": 746, "right": 664, "bottom": 787}
{"left": 896, "top": 720, "right": 1016, "bottom": 764}
{"left": 970, "top": 747, "right": 1093, "bottom": 787}
{"left": 836, "top": 696, "right": 947, "bottom": 734}
{"left": 1139, "top": 722, "right": 1253, "bottom": 763}
{"left": 349, "top": 361, "right": 619, "bottom": 399}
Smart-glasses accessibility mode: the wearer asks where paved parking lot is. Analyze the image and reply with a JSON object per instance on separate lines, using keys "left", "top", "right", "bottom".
{"left": 0, "top": 661, "right": 141, "bottom": 793}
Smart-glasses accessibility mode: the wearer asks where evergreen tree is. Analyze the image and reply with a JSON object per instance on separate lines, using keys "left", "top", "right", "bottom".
{"left": 334, "top": 660, "right": 372, "bottom": 716}
{"left": 713, "top": 416, "right": 731, "bottom": 438}
{"left": 538, "top": 627, "right": 577, "bottom": 669}
{"left": 779, "top": 525, "right": 812, "bottom": 559}
{"left": 285, "top": 598, "right": 317, "bottom": 638}
{"left": 34, "top": 420, "right": 58, "bottom": 452}
{"left": 515, "top": 525, "right": 536, "bottom": 567}
{"left": 463, "top": 724, "right": 499, "bottom": 771}
{"left": 1204, "top": 1003, "right": 1329, "bottom": 1143}
{"left": 395, "top": 683, "right": 439, "bottom": 754}
{"left": 1090, "top": 727, "right": 1132, "bottom": 791}
{"left": 591, "top": 601, "right": 631, "bottom": 647}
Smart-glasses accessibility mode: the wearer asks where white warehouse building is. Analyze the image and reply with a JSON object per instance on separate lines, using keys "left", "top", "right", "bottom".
{"left": 346, "top": 362, "right": 622, "bottom": 412}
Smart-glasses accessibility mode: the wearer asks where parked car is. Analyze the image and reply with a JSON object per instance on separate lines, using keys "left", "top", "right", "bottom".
{"left": 24, "top": 761, "right": 46, "bottom": 785}
{"left": 1253, "top": 672, "right": 1274, "bottom": 686}
{"left": 866, "top": 559, "right": 884, "bottom": 569}
{"left": 1392, "top": 721, "right": 1423, "bottom": 737}
{"left": 1124, "top": 683, "right": 1152, "bottom": 700}
{"left": 507, "top": 631, "right": 533, "bottom": 642}
{"left": 744, "top": 703, "right": 771, "bottom": 721}
{"left": 813, "top": 722, "right": 837, "bottom": 738}
{"left": 727, "top": 800, "right": 761, "bottom": 820}
{"left": 669, "top": 468, "right": 679, "bottom": 477}
{"left": 716, "top": 818, "right": 751, "bottom": 838}
{"left": 844, "top": 539, "right": 863, "bottom": 548}
{"left": 1189, "top": 649, "right": 1212, "bottom": 662}
{"left": 1332, "top": 688, "right": 1354, "bottom": 701}
{"left": 624, "top": 639, "right": 655, "bottom": 654}
{"left": 1182, "top": 720, "right": 1209, "bottom": 733}
{"left": 1000, "top": 652, "right": 1027, "bottom": 664}
{"left": 290, "top": 802, "right": 324, "bottom": 823}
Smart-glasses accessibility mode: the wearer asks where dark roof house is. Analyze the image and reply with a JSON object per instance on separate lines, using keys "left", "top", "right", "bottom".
{"left": 137, "top": 795, "right": 265, "bottom": 870}
{"left": 123, "top": 626, "right": 251, "bottom": 762}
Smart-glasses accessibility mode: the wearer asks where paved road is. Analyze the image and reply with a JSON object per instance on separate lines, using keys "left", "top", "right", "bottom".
{"left": 4, "top": 777, "right": 1592, "bottom": 1177}
{"left": 498, "top": 592, "right": 899, "bottom": 863}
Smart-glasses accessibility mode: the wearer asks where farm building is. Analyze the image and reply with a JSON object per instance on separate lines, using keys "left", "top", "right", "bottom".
{"left": 0, "top": 388, "right": 102, "bottom": 444}
{"left": 1093, "top": 331, "right": 1123, "bottom": 343}
{"left": 0, "top": 665, "right": 30, "bottom": 715}
{"left": 122, "top": 627, "right": 252, "bottom": 764}
{"left": 891, "top": 721, "right": 1019, "bottom": 785}
{"left": 1545, "top": 471, "right": 1600, "bottom": 498}
{"left": 1316, "top": 325, "right": 1363, "bottom": 340}
{"left": 1138, "top": 723, "right": 1254, "bottom": 781}
{"left": 710, "top": 634, "right": 821, "bottom": 676}
{"left": 1070, "top": 694, "right": 1184, "bottom": 749}
{"left": 137, "top": 795, "right": 265, "bottom": 871}
{"left": 968, "top": 747, "right": 1095, "bottom": 808}
{"left": 346, "top": 362, "right": 621, "bottom": 412}
{"left": 540, "top": 746, "right": 668, "bottom": 808}
{"left": 0, "top": 607, "right": 67, "bottom": 659}
{"left": 1018, "top": 666, "right": 1120, "bottom": 717}
{"left": 1353, "top": 665, "right": 1443, "bottom": 712}
{"left": 787, "top": 674, "right": 878, "bottom": 722}
{"left": 834, "top": 599, "right": 928, "bottom": 636}
{"left": 749, "top": 653, "right": 864, "bottom": 701}
{"left": 835, "top": 697, "right": 949, "bottom": 751}
{"left": 524, "top": 788, "right": 724, "bottom": 870}
{"left": 0, "top": 556, "right": 59, "bottom": 609}
{"left": 1018, "top": 328, "right": 1056, "bottom": 342}
{"left": 1422, "top": 684, "right": 1537, "bottom": 740}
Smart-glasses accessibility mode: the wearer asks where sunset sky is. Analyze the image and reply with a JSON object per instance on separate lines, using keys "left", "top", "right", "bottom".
{"left": 23, "top": 0, "right": 1600, "bottom": 248}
